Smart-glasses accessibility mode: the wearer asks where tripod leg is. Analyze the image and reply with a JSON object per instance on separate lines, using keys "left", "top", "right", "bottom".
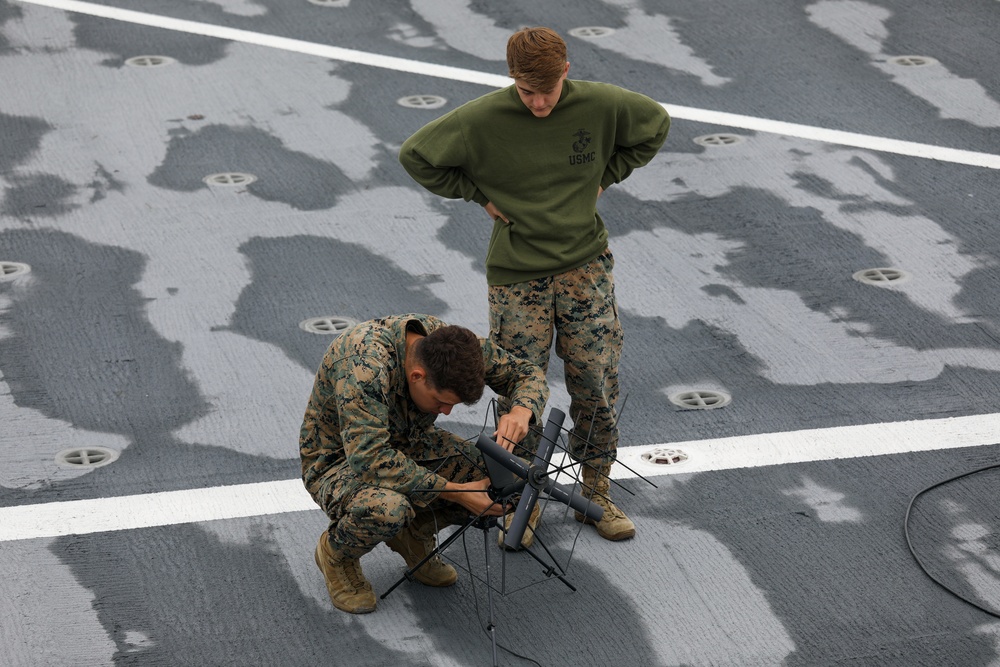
{"left": 481, "top": 518, "right": 499, "bottom": 667}
{"left": 381, "top": 512, "right": 481, "bottom": 600}
{"left": 521, "top": 537, "right": 577, "bottom": 592}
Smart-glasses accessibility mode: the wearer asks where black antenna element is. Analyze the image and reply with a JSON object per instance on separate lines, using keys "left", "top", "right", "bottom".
{"left": 383, "top": 403, "right": 653, "bottom": 666}
{"left": 476, "top": 408, "right": 603, "bottom": 549}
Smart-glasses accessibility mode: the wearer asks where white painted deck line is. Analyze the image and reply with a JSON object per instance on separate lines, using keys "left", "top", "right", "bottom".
{"left": 616, "top": 412, "right": 1000, "bottom": 480}
{"left": 0, "top": 479, "right": 318, "bottom": 542}
{"left": 15, "top": 0, "right": 1000, "bottom": 170}
{"left": 665, "top": 104, "right": 1000, "bottom": 169}
{"left": 3, "top": 413, "right": 999, "bottom": 542}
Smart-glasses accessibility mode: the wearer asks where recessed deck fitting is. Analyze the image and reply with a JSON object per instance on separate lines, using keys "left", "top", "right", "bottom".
{"left": 125, "top": 56, "right": 176, "bottom": 68}
{"left": 568, "top": 27, "right": 616, "bottom": 39}
{"left": 669, "top": 390, "right": 732, "bottom": 410}
{"left": 397, "top": 95, "right": 447, "bottom": 110}
{"left": 888, "top": 56, "right": 937, "bottom": 67}
{"left": 640, "top": 446, "right": 690, "bottom": 467}
{"left": 203, "top": 173, "right": 257, "bottom": 187}
{"left": 299, "top": 316, "right": 358, "bottom": 335}
{"left": 694, "top": 134, "right": 746, "bottom": 147}
{"left": 56, "top": 447, "right": 119, "bottom": 469}
{"left": 0, "top": 261, "right": 31, "bottom": 281}
{"left": 852, "top": 267, "right": 910, "bottom": 286}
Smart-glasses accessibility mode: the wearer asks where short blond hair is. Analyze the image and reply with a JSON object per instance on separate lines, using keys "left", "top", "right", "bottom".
{"left": 506, "top": 27, "right": 567, "bottom": 93}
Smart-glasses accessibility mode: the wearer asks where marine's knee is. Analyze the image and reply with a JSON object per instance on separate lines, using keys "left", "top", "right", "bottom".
{"left": 340, "top": 488, "right": 414, "bottom": 540}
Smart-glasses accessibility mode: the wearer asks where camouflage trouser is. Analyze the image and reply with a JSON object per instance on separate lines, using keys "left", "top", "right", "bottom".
{"left": 488, "top": 248, "right": 623, "bottom": 468}
{"left": 314, "top": 431, "right": 486, "bottom": 559}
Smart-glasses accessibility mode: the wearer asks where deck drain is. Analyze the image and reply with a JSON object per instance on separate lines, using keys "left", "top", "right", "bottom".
{"left": 568, "top": 27, "right": 616, "bottom": 39}
{"left": 299, "top": 316, "right": 358, "bottom": 335}
{"left": 398, "top": 95, "right": 447, "bottom": 110}
{"left": 889, "top": 56, "right": 937, "bottom": 67}
{"left": 0, "top": 261, "right": 31, "bottom": 281}
{"left": 640, "top": 446, "right": 689, "bottom": 467}
{"left": 852, "top": 267, "right": 910, "bottom": 286}
{"left": 694, "top": 133, "right": 746, "bottom": 147}
{"left": 125, "top": 55, "right": 176, "bottom": 68}
{"left": 307, "top": 0, "right": 350, "bottom": 5}
{"left": 203, "top": 173, "right": 257, "bottom": 187}
{"left": 669, "top": 390, "right": 731, "bottom": 410}
{"left": 56, "top": 447, "right": 119, "bottom": 469}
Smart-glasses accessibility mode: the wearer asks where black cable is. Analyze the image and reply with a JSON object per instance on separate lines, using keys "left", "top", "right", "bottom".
{"left": 461, "top": 530, "right": 544, "bottom": 667}
{"left": 904, "top": 462, "right": 1000, "bottom": 619}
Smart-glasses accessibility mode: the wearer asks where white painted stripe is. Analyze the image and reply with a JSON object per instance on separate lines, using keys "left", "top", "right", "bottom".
{"left": 15, "top": 0, "right": 1000, "bottom": 170}
{"left": 2, "top": 413, "right": 999, "bottom": 542}
{"left": 16, "top": 0, "right": 511, "bottom": 87}
{"left": 665, "top": 104, "right": 1000, "bottom": 170}
{"left": 0, "top": 480, "right": 316, "bottom": 542}
{"left": 617, "top": 412, "right": 1000, "bottom": 480}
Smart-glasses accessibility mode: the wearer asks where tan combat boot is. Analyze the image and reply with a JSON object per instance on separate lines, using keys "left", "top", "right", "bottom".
{"left": 574, "top": 464, "right": 635, "bottom": 541}
{"left": 497, "top": 501, "right": 541, "bottom": 550}
{"left": 386, "top": 526, "right": 458, "bottom": 587}
{"left": 314, "top": 532, "right": 376, "bottom": 614}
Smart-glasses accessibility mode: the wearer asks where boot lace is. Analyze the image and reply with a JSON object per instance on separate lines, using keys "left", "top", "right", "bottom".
{"left": 595, "top": 493, "right": 628, "bottom": 521}
{"left": 342, "top": 559, "right": 370, "bottom": 592}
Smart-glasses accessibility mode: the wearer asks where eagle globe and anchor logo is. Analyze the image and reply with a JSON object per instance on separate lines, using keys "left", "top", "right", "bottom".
{"left": 568, "top": 128, "right": 596, "bottom": 165}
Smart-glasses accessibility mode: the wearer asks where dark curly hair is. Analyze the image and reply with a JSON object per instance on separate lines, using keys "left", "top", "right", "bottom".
{"left": 411, "top": 325, "right": 485, "bottom": 404}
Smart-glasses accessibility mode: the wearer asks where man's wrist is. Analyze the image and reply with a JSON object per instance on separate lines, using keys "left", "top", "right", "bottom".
{"left": 509, "top": 404, "right": 535, "bottom": 423}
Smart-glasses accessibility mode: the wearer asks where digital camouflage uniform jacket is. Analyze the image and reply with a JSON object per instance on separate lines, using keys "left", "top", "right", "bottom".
{"left": 299, "top": 314, "right": 549, "bottom": 507}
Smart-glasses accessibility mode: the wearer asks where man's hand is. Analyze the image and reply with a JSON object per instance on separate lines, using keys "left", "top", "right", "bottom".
{"left": 439, "top": 478, "right": 504, "bottom": 517}
{"left": 493, "top": 405, "right": 532, "bottom": 452}
{"left": 484, "top": 201, "right": 509, "bottom": 224}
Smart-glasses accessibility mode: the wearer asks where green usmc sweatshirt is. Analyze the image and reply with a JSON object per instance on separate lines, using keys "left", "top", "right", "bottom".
{"left": 399, "top": 79, "right": 670, "bottom": 285}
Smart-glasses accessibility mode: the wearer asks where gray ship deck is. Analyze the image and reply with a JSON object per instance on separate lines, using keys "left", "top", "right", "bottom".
{"left": 2, "top": 0, "right": 999, "bottom": 665}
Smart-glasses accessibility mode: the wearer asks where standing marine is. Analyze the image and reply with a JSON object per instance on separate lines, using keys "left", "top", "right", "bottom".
{"left": 399, "top": 27, "right": 670, "bottom": 541}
